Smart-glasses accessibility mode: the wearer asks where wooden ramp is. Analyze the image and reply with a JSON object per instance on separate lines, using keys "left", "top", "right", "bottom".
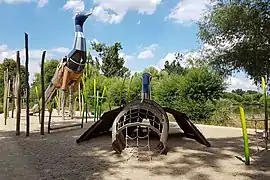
{"left": 76, "top": 107, "right": 123, "bottom": 143}
{"left": 163, "top": 107, "right": 211, "bottom": 147}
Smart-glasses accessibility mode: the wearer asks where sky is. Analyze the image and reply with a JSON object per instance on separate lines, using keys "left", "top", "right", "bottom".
{"left": 0, "top": 0, "right": 259, "bottom": 91}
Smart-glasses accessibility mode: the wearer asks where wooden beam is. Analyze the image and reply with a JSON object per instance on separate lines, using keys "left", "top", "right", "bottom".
{"left": 25, "top": 33, "right": 30, "bottom": 136}
{"left": 40, "top": 51, "right": 46, "bottom": 135}
{"left": 16, "top": 51, "right": 21, "bottom": 136}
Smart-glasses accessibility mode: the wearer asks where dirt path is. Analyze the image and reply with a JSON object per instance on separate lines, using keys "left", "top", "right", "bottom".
{"left": 0, "top": 110, "right": 269, "bottom": 180}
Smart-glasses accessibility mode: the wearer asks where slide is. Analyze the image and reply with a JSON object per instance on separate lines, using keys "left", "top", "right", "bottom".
{"left": 30, "top": 12, "right": 92, "bottom": 115}
{"left": 76, "top": 107, "right": 123, "bottom": 143}
{"left": 163, "top": 107, "right": 211, "bottom": 147}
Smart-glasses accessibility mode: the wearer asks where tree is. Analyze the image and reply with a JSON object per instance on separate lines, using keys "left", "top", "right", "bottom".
{"left": 31, "top": 59, "right": 59, "bottom": 89}
{"left": 164, "top": 53, "right": 187, "bottom": 75}
{"left": 180, "top": 67, "right": 227, "bottom": 119}
{"left": 199, "top": 0, "right": 270, "bottom": 85}
{"left": 0, "top": 58, "right": 27, "bottom": 101}
{"left": 91, "top": 41, "right": 129, "bottom": 77}
{"left": 232, "top": 89, "right": 245, "bottom": 96}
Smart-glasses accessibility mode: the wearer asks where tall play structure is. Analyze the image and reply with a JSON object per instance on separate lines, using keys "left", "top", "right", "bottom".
{"left": 30, "top": 12, "right": 92, "bottom": 114}
{"left": 77, "top": 72, "right": 211, "bottom": 154}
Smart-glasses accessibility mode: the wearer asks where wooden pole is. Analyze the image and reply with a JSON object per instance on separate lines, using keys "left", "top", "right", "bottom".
{"left": 264, "top": 75, "right": 268, "bottom": 150}
{"left": 78, "top": 83, "right": 81, "bottom": 116}
{"left": 3, "top": 70, "right": 8, "bottom": 125}
{"left": 11, "top": 77, "right": 15, "bottom": 118}
{"left": 61, "top": 90, "right": 65, "bottom": 120}
{"left": 40, "top": 51, "right": 46, "bottom": 135}
{"left": 57, "top": 90, "right": 60, "bottom": 115}
{"left": 69, "top": 86, "right": 74, "bottom": 119}
{"left": 25, "top": 33, "right": 30, "bottom": 136}
{"left": 7, "top": 79, "right": 10, "bottom": 118}
{"left": 16, "top": 51, "right": 21, "bottom": 136}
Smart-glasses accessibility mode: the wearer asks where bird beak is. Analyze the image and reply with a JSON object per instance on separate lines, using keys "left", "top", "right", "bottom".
{"left": 85, "top": 12, "right": 92, "bottom": 17}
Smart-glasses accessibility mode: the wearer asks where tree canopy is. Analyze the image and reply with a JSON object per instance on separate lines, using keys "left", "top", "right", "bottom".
{"left": 91, "top": 41, "right": 129, "bottom": 78}
{"left": 0, "top": 58, "right": 27, "bottom": 97}
{"left": 199, "top": 0, "right": 270, "bottom": 85}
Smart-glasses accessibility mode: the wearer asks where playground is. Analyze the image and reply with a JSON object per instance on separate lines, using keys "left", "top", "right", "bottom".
{"left": 0, "top": 110, "right": 269, "bottom": 180}
{"left": 1, "top": 3, "right": 270, "bottom": 180}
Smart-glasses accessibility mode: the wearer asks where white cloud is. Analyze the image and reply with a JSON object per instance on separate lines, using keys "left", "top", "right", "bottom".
{"left": 225, "top": 75, "right": 258, "bottom": 92}
{"left": 157, "top": 49, "right": 258, "bottom": 91}
{"left": 92, "top": 0, "right": 162, "bottom": 24}
{"left": 37, "top": 0, "right": 48, "bottom": 8}
{"left": 137, "top": 44, "right": 158, "bottom": 59}
{"left": 158, "top": 50, "right": 201, "bottom": 70}
{"left": 0, "top": 44, "right": 68, "bottom": 83}
{"left": 63, "top": 0, "right": 85, "bottom": 14}
{"left": 0, "top": 0, "right": 48, "bottom": 7}
{"left": 50, "top": 47, "right": 69, "bottom": 53}
{"left": 158, "top": 52, "right": 176, "bottom": 69}
{"left": 137, "top": 20, "right": 141, "bottom": 25}
{"left": 0, "top": 0, "right": 32, "bottom": 4}
{"left": 166, "top": 0, "right": 214, "bottom": 25}
{"left": 119, "top": 52, "right": 133, "bottom": 67}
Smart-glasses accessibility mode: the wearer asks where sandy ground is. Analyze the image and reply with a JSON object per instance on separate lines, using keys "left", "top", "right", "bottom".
{"left": 0, "top": 109, "right": 269, "bottom": 180}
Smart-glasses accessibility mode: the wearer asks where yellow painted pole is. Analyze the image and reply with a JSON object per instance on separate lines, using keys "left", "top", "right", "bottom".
{"left": 239, "top": 106, "right": 250, "bottom": 165}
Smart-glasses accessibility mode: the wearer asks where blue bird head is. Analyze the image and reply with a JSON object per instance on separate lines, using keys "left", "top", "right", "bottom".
{"left": 75, "top": 12, "right": 92, "bottom": 27}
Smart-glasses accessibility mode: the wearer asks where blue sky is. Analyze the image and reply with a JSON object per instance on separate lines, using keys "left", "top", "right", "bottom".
{"left": 0, "top": 0, "right": 258, "bottom": 91}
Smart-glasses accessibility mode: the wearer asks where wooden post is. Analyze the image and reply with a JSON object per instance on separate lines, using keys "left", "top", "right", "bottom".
{"left": 25, "top": 33, "right": 30, "bottom": 136}
{"left": 69, "top": 86, "right": 74, "bottom": 119}
{"left": 47, "top": 101, "right": 53, "bottom": 134}
{"left": 16, "top": 51, "right": 21, "bottom": 136}
{"left": 61, "top": 90, "right": 65, "bottom": 120}
{"left": 3, "top": 70, "right": 8, "bottom": 125}
{"left": 78, "top": 83, "right": 81, "bottom": 117}
{"left": 11, "top": 77, "right": 15, "bottom": 118}
{"left": 7, "top": 79, "right": 10, "bottom": 118}
{"left": 40, "top": 51, "right": 46, "bottom": 135}
{"left": 57, "top": 90, "right": 60, "bottom": 115}
{"left": 264, "top": 75, "right": 268, "bottom": 150}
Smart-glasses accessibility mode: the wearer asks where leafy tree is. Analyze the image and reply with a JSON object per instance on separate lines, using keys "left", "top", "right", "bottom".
{"left": 91, "top": 41, "right": 129, "bottom": 77}
{"left": 153, "top": 74, "right": 184, "bottom": 108}
{"left": 31, "top": 59, "right": 59, "bottom": 89}
{"left": 0, "top": 58, "right": 27, "bottom": 101}
{"left": 164, "top": 53, "right": 187, "bottom": 75}
{"left": 199, "top": 0, "right": 270, "bottom": 85}
{"left": 232, "top": 89, "right": 245, "bottom": 96}
{"left": 180, "top": 67, "right": 227, "bottom": 119}
{"left": 153, "top": 66, "right": 226, "bottom": 120}
{"left": 144, "top": 66, "right": 160, "bottom": 80}
{"left": 222, "top": 92, "right": 244, "bottom": 103}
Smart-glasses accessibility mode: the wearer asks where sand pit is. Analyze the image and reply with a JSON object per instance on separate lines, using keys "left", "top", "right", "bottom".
{"left": 0, "top": 110, "right": 269, "bottom": 180}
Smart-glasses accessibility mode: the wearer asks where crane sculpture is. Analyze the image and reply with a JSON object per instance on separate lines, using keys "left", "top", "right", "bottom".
{"left": 30, "top": 12, "right": 92, "bottom": 115}
{"left": 76, "top": 72, "right": 211, "bottom": 155}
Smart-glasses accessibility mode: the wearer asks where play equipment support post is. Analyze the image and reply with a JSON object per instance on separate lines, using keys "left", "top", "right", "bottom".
{"left": 78, "top": 83, "right": 82, "bottom": 116}
{"left": 262, "top": 76, "right": 268, "bottom": 150}
{"left": 3, "top": 69, "right": 9, "bottom": 125}
{"left": 40, "top": 51, "right": 46, "bottom": 135}
{"left": 16, "top": 51, "right": 21, "bottom": 136}
{"left": 25, "top": 32, "right": 30, "bottom": 136}
{"left": 11, "top": 77, "right": 15, "bottom": 118}
{"left": 239, "top": 106, "right": 250, "bottom": 165}
{"left": 93, "top": 79, "right": 97, "bottom": 121}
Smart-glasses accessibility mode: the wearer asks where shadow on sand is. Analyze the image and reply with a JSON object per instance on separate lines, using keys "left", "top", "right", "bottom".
{"left": 0, "top": 123, "right": 269, "bottom": 180}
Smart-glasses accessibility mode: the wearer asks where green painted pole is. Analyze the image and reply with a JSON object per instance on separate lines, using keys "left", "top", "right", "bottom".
{"left": 239, "top": 106, "right": 250, "bottom": 165}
